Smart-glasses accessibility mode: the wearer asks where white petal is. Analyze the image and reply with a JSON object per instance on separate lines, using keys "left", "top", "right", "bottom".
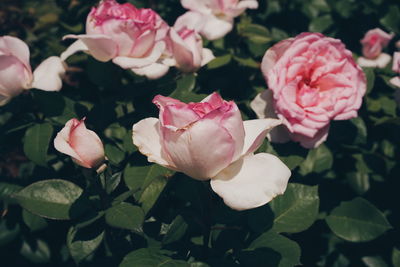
{"left": 32, "top": 56, "right": 66, "bottom": 91}
{"left": 132, "top": 117, "right": 175, "bottom": 168}
{"left": 201, "top": 48, "right": 215, "bottom": 66}
{"left": 242, "top": 119, "right": 282, "bottom": 155}
{"left": 250, "top": 90, "right": 291, "bottom": 143}
{"left": 60, "top": 40, "right": 88, "bottom": 61}
{"left": 390, "top": 77, "right": 400, "bottom": 88}
{"left": 131, "top": 62, "right": 170, "bottom": 79}
{"left": 180, "top": 0, "right": 211, "bottom": 14}
{"left": 211, "top": 153, "right": 291, "bottom": 211}
{"left": 174, "top": 11, "right": 206, "bottom": 32}
{"left": 200, "top": 15, "right": 233, "bottom": 40}
{"left": 112, "top": 42, "right": 165, "bottom": 69}
{"left": 357, "top": 53, "right": 392, "bottom": 68}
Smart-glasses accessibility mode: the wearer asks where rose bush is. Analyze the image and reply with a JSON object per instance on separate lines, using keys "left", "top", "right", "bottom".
{"left": 132, "top": 93, "right": 291, "bottom": 210}
{"left": 251, "top": 32, "right": 367, "bottom": 148}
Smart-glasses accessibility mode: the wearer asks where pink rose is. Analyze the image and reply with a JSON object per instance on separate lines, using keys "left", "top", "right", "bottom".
{"left": 390, "top": 52, "right": 400, "bottom": 88}
{"left": 251, "top": 32, "right": 366, "bottom": 148}
{"left": 180, "top": 0, "right": 258, "bottom": 40}
{"left": 132, "top": 93, "right": 291, "bottom": 210}
{"left": 62, "top": 0, "right": 171, "bottom": 79}
{"left": 357, "top": 28, "right": 393, "bottom": 68}
{"left": 54, "top": 118, "right": 105, "bottom": 169}
{"left": 168, "top": 13, "right": 215, "bottom": 72}
{"left": 0, "top": 36, "right": 65, "bottom": 105}
{"left": 361, "top": 28, "right": 393, "bottom": 59}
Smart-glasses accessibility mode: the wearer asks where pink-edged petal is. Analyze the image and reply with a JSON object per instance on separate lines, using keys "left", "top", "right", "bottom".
{"left": 113, "top": 41, "right": 165, "bottom": 69}
{"left": 357, "top": 53, "right": 391, "bottom": 68}
{"left": 210, "top": 153, "right": 291, "bottom": 211}
{"left": 200, "top": 15, "right": 233, "bottom": 40}
{"left": 291, "top": 125, "right": 330, "bottom": 149}
{"left": 64, "top": 34, "right": 118, "bottom": 62}
{"left": 60, "top": 40, "right": 88, "bottom": 61}
{"left": 0, "top": 36, "right": 31, "bottom": 71}
{"left": 32, "top": 56, "right": 65, "bottom": 91}
{"left": 201, "top": 48, "right": 215, "bottom": 66}
{"left": 169, "top": 28, "right": 196, "bottom": 71}
{"left": 132, "top": 117, "right": 175, "bottom": 168}
{"left": 130, "top": 62, "right": 170, "bottom": 79}
{"left": 69, "top": 121, "right": 105, "bottom": 168}
{"left": 242, "top": 119, "right": 282, "bottom": 155}
{"left": 54, "top": 119, "right": 84, "bottom": 162}
{"left": 162, "top": 117, "right": 235, "bottom": 180}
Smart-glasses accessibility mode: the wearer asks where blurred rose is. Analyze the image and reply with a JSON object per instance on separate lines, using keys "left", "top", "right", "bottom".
{"left": 0, "top": 36, "right": 65, "bottom": 105}
{"left": 54, "top": 118, "right": 105, "bottom": 169}
{"left": 169, "top": 13, "right": 214, "bottom": 72}
{"left": 251, "top": 32, "right": 366, "bottom": 148}
{"left": 62, "top": 0, "right": 172, "bottom": 79}
{"left": 180, "top": 0, "right": 258, "bottom": 40}
{"left": 132, "top": 93, "right": 291, "bottom": 210}
{"left": 357, "top": 28, "right": 393, "bottom": 68}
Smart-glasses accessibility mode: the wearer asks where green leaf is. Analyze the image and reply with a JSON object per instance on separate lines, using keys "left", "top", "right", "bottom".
{"left": 309, "top": 15, "right": 333, "bottom": 32}
{"left": 139, "top": 175, "right": 168, "bottom": 214}
{"left": 326, "top": 197, "right": 392, "bottom": 242}
{"left": 269, "top": 183, "right": 319, "bottom": 233}
{"left": 67, "top": 226, "right": 104, "bottom": 264}
{"left": 14, "top": 179, "right": 87, "bottom": 220}
{"left": 119, "top": 248, "right": 189, "bottom": 267}
{"left": 207, "top": 54, "right": 232, "bottom": 69}
{"left": 177, "top": 73, "right": 196, "bottom": 92}
{"left": 105, "top": 202, "right": 144, "bottom": 231}
{"left": 22, "top": 209, "right": 48, "bottom": 232}
{"left": 246, "top": 231, "right": 301, "bottom": 267}
{"left": 105, "top": 144, "right": 126, "bottom": 165}
{"left": 20, "top": 239, "right": 51, "bottom": 264}
{"left": 392, "top": 248, "right": 400, "bottom": 267}
{"left": 23, "top": 123, "right": 54, "bottom": 166}
{"left": 162, "top": 215, "right": 189, "bottom": 245}
{"left": 0, "top": 182, "right": 22, "bottom": 204}
{"left": 362, "top": 256, "right": 388, "bottom": 267}
{"left": 0, "top": 219, "right": 20, "bottom": 246}
{"left": 105, "top": 172, "right": 122, "bottom": 194}
{"left": 380, "top": 5, "right": 400, "bottom": 34}
{"left": 364, "top": 68, "right": 375, "bottom": 94}
{"left": 299, "top": 144, "right": 333, "bottom": 175}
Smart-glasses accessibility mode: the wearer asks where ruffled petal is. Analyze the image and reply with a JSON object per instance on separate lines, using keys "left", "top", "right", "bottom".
{"left": 32, "top": 56, "right": 66, "bottom": 92}
{"left": 210, "top": 153, "right": 291, "bottom": 211}
{"left": 132, "top": 117, "right": 175, "bottom": 168}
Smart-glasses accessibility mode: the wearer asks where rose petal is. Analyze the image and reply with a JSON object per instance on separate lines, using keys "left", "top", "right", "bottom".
{"left": 0, "top": 36, "right": 31, "bottom": 72}
{"left": 132, "top": 117, "right": 175, "bottom": 169}
{"left": 162, "top": 117, "right": 235, "bottom": 180}
{"left": 32, "top": 56, "right": 65, "bottom": 92}
{"left": 390, "top": 77, "right": 400, "bottom": 88}
{"left": 201, "top": 48, "right": 215, "bottom": 66}
{"left": 64, "top": 34, "right": 118, "bottom": 62}
{"left": 357, "top": 53, "right": 392, "bottom": 68}
{"left": 131, "top": 61, "right": 170, "bottom": 79}
{"left": 242, "top": 119, "right": 282, "bottom": 155}
{"left": 113, "top": 41, "right": 165, "bottom": 69}
{"left": 291, "top": 125, "right": 330, "bottom": 149}
{"left": 200, "top": 15, "right": 233, "bottom": 40}
{"left": 210, "top": 153, "right": 291, "bottom": 211}
{"left": 174, "top": 11, "right": 206, "bottom": 32}
{"left": 54, "top": 119, "right": 84, "bottom": 163}
{"left": 60, "top": 40, "right": 88, "bottom": 61}
{"left": 0, "top": 55, "right": 31, "bottom": 96}
{"left": 180, "top": 0, "right": 211, "bottom": 14}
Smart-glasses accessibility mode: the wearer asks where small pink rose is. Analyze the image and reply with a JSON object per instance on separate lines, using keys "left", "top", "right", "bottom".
{"left": 168, "top": 14, "right": 215, "bottom": 72}
{"left": 62, "top": 0, "right": 171, "bottom": 79}
{"left": 361, "top": 28, "right": 393, "bottom": 59}
{"left": 252, "top": 32, "right": 366, "bottom": 148}
{"left": 180, "top": 0, "right": 258, "bottom": 40}
{"left": 0, "top": 36, "right": 65, "bottom": 105}
{"left": 132, "top": 93, "right": 291, "bottom": 210}
{"left": 390, "top": 52, "right": 400, "bottom": 88}
{"left": 54, "top": 118, "right": 105, "bottom": 169}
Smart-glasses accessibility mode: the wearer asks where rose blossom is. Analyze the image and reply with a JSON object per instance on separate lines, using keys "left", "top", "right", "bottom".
{"left": 54, "top": 118, "right": 105, "bottom": 169}
{"left": 168, "top": 13, "right": 215, "bottom": 72}
{"left": 357, "top": 28, "right": 393, "bottom": 68}
{"left": 0, "top": 36, "right": 65, "bottom": 105}
{"left": 251, "top": 32, "right": 366, "bottom": 148}
{"left": 132, "top": 93, "right": 291, "bottom": 210}
{"left": 179, "top": 0, "right": 258, "bottom": 40}
{"left": 390, "top": 52, "right": 400, "bottom": 88}
{"left": 61, "top": 0, "right": 172, "bottom": 79}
